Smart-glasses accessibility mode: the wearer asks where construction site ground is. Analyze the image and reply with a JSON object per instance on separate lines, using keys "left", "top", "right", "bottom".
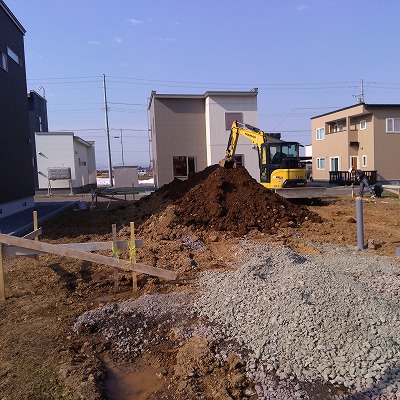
{"left": 1, "top": 165, "right": 399, "bottom": 400}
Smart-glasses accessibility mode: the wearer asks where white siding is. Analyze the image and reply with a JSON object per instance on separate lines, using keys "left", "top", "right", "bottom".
{"left": 205, "top": 95, "right": 259, "bottom": 181}
{"left": 35, "top": 132, "right": 96, "bottom": 191}
{"left": 36, "top": 132, "right": 75, "bottom": 189}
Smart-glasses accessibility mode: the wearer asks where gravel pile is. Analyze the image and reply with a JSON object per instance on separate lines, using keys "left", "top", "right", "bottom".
{"left": 194, "top": 241, "right": 400, "bottom": 399}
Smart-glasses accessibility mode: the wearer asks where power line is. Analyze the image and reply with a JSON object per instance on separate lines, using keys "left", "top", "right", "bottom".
{"left": 25, "top": 75, "right": 400, "bottom": 90}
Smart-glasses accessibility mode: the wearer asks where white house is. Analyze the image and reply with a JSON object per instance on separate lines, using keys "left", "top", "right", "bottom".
{"left": 148, "top": 89, "right": 259, "bottom": 187}
{"left": 35, "top": 132, "right": 97, "bottom": 194}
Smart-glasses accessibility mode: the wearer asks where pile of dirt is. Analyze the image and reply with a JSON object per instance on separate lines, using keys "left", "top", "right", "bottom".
{"left": 133, "top": 165, "right": 220, "bottom": 226}
{"left": 135, "top": 165, "right": 321, "bottom": 237}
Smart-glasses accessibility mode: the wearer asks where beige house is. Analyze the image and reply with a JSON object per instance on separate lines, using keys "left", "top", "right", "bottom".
{"left": 311, "top": 103, "right": 400, "bottom": 184}
{"left": 148, "top": 89, "right": 259, "bottom": 187}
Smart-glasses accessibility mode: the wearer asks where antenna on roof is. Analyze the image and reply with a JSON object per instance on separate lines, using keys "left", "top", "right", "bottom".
{"left": 353, "top": 79, "right": 365, "bottom": 103}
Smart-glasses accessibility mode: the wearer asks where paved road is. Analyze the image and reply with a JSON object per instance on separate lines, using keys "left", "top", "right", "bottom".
{"left": 0, "top": 199, "right": 78, "bottom": 236}
{"left": 0, "top": 189, "right": 150, "bottom": 237}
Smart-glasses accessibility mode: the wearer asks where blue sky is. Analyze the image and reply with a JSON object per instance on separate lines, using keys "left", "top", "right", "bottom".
{"left": 5, "top": 0, "right": 400, "bottom": 169}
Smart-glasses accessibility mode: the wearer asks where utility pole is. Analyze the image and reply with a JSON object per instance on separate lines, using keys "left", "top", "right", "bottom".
{"left": 146, "top": 97, "right": 152, "bottom": 170}
{"left": 353, "top": 79, "right": 365, "bottom": 104}
{"left": 119, "top": 129, "right": 125, "bottom": 166}
{"left": 103, "top": 74, "right": 113, "bottom": 186}
{"left": 360, "top": 79, "right": 365, "bottom": 103}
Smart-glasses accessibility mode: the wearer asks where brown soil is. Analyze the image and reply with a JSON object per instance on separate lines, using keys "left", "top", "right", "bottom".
{"left": 1, "top": 166, "right": 399, "bottom": 400}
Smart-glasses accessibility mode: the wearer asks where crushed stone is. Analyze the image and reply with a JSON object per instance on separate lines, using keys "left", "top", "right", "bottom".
{"left": 194, "top": 241, "right": 400, "bottom": 399}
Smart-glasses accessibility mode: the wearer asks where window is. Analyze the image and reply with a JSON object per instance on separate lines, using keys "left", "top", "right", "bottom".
{"left": 362, "top": 155, "right": 367, "bottom": 167}
{"left": 225, "top": 112, "right": 243, "bottom": 130}
{"left": 360, "top": 120, "right": 366, "bottom": 130}
{"left": 316, "top": 127, "right": 325, "bottom": 140}
{"left": 317, "top": 158, "right": 326, "bottom": 170}
{"left": 330, "top": 157, "right": 339, "bottom": 171}
{"left": 386, "top": 118, "right": 400, "bottom": 133}
{"left": 173, "top": 156, "right": 196, "bottom": 177}
{"left": 1, "top": 52, "right": 7, "bottom": 71}
{"left": 7, "top": 46, "right": 21, "bottom": 65}
{"left": 233, "top": 154, "right": 244, "bottom": 167}
{"left": 333, "top": 124, "right": 343, "bottom": 133}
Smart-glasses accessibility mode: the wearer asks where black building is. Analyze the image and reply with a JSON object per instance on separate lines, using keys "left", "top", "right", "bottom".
{"left": 0, "top": 1, "right": 35, "bottom": 217}
{"left": 28, "top": 90, "right": 48, "bottom": 188}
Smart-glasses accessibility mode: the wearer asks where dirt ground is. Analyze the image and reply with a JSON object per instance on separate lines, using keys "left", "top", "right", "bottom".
{"left": 1, "top": 166, "right": 399, "bottom": 400}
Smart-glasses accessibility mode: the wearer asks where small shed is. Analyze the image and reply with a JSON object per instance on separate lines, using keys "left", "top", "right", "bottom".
{"left": 114, "top": 166, "right": 139, "bottom": 188}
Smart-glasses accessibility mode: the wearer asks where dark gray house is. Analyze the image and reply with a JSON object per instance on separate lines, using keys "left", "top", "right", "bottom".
{"left": 28, "top": 90, "right": 48, "bottom": 188}
{"left": 0, "top": 1, "right": 35, "bottom": 218}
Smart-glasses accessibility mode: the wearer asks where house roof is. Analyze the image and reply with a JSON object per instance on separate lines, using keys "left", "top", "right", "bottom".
{"left": 35, "top": 132, "right": 94, "bottom": 148}
{"left": 311, "top": 103, "right": 400, "bottom": 119}
{"left": 0, "top": 0, "right": 26, "bottom": 34}
{"left": 148, "top": 88, "right": 258, "bottom": 109}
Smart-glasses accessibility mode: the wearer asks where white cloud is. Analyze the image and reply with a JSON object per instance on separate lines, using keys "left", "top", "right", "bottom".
{"left": 297, "top": 3, "right": 308, "bottom": 11}
{"left": 113, "top": 36, "right": 122, "bottom": 44}
{"left": 88, "top": 40, "right": 100, "bottom": 45}
{"left": 127, "top": 18, "right": 143, "bottom": 25}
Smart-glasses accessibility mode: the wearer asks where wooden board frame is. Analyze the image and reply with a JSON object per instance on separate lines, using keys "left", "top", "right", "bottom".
{"left": 0, "top": 219, "right": 177, "bottom": 301}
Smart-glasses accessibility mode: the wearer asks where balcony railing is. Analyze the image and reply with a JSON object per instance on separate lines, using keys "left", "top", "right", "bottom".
{"left": 329, "top": 170, "right": 377, "bottom": 186}
{"left": 348, "top": 130, "right": 359, "bottom": 143}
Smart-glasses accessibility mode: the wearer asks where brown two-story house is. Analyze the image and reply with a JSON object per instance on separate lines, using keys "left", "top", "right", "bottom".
{"left": 311, "top": 103, "right": 400, "bottom": 184}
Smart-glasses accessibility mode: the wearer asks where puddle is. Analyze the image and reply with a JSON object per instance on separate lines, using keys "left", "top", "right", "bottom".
{"left": 105, "top": 360, "right": 164, "bottom": 400}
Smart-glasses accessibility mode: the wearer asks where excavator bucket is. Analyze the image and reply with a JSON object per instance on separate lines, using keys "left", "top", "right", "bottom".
{"left": 219, "top": 157, "right": 235, "bottom": 169}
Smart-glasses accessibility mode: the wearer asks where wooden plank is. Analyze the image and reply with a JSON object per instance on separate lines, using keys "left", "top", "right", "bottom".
{"left": 0, "top": 234, "right": 177, "bottom": 280}
{"left": 112, "top": 224, "right": 119, "bottom": 291}
{"left": 2, "top": 247, "right": 42, "bottom": 257}
{"left": 2, "top": 240, "right": 143, "bottom": 258}
{"left": 131, "top": 222, "right": 138, "bottom": 291}
{"left": 59, "top": 240, "right": 142, "bottom": 251}
{"left": 0, "top": 244, "right": 5, "bottom": 301}
{"left": 33, "top": 210, "right": 40, "bottom": 260}
{"left": 23, "top": 227, "right": 42, "bottom": 240}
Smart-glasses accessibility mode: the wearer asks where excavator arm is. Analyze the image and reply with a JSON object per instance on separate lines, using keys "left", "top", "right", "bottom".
{"left": 220, "top": 121, "right": 267, "bottom": 168}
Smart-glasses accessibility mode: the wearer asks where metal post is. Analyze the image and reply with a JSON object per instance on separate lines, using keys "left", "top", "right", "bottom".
{"left": 103, "top": 74, "right": 113, "bottom": 187}
{"left": 356, "top": 198, "right": 364, "bottom": 250}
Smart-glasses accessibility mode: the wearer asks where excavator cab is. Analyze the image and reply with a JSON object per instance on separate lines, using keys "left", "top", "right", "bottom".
{"left": 260, "top": 142, "right": 307, "bottom": 188}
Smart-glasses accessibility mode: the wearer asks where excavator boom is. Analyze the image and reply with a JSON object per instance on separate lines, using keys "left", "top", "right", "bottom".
{"left": 220, "top": 121, "right": 266, "bottom": 168}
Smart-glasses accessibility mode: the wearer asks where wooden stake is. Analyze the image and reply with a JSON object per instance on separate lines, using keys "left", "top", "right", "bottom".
{"left": 130, "top": 222, "right": 138, "bottom": 292}
{"left": 0, "top": 242, "right": 5, "bottom": 301}
{"left": 33, "top": 211, "right": 39, "bottom": 261}
{"left": 112, "top": 224, "right": 119, "bottom": 292}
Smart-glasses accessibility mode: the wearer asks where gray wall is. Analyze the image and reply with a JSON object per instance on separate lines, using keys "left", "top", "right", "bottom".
{"left": 152, "top": 97, "right": 207, "bottom": 187}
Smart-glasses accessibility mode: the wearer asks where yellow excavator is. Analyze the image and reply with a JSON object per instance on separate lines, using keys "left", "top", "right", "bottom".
{"left": 220, "top": 121, "right": 326, "bottom": 198}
